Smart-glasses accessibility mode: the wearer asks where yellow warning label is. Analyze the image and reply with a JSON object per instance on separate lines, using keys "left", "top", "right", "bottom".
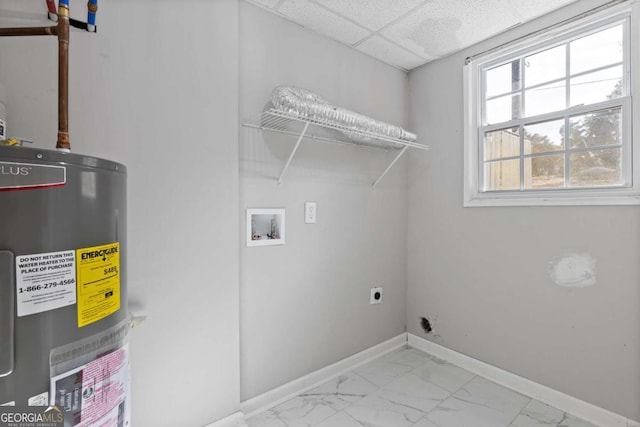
{"left": 76, "top": 242, "right": 120, "bottom": 328}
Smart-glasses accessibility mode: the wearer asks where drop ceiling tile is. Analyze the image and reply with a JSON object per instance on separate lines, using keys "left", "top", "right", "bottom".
{"left": 382, "top": 0, "right": 521, "bottom": 59}
{"left": 507, "top": 0, "right": 579, "bottom": 21}
{"left": 277, "top": 0, "right": 371, "bottom": 46}
{"left": 246, "top": 0, "right": 281, "bottom": 9}
{"left": 313, "top": 0, "right": 425, "bottom": 31}
{"left": 356, "top": 35, "right": 427, "bottom": 71}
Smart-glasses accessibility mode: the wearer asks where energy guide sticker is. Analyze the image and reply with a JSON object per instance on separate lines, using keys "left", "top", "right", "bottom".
{"left": 15, "top": 250, "right": 77, "bottom": 317}
{"left": 76, "top": 242, "right": 120, "bottom": 328}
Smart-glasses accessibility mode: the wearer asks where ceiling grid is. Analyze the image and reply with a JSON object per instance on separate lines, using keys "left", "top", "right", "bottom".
{"left": 246, "top": 0, "right": 580, "bottom": 71}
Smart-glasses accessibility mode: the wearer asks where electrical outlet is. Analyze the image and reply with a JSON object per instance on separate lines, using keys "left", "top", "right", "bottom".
{"left": 370, "top": 287, "right": 383, "bottom": 304}
{"left": 305, "top": 201, "right": 317, "bottom": 224}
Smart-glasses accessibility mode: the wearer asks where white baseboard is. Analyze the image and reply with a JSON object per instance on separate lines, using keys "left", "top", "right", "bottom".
{"left": 408, "top": 334, "right": 640, "bottom": 427}
{"left": 203, "top": 411, "right": 247, "bottom": 427}
{"left": 241, "top": 333, "right": 407, "bottom": 418}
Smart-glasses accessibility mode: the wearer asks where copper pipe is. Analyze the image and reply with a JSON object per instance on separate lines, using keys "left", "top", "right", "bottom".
{"left": 0, "top": 26, "right": 57, "bottom": 37}
{"left": 0, "top": 4, "right": 71, "bottom": 150}
{"left": 56, "top": 3, "right": 70, "bottom": 150}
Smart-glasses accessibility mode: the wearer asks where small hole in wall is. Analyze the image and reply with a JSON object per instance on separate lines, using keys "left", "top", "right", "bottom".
{"left": 420, "top": 317, "right": 432, "bottom": 334}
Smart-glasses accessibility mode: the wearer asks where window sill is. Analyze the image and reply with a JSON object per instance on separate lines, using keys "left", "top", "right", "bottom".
{"left": 464, "top": 189, "right": 640, "bottom": 207}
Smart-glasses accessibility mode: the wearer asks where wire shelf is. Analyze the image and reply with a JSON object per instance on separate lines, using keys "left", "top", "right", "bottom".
{"left": 250, "top": 109, "right": 428, "bottom": 151}
{"left": 242, "top": 108, "right": 428, "bottom": 188}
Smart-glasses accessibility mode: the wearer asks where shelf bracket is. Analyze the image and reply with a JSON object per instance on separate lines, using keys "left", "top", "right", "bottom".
{"left": 277, "top": 121, "right": 309, "bottom": 185}
{"left": 372, "top": 145, "right": 409, "bottom": 189}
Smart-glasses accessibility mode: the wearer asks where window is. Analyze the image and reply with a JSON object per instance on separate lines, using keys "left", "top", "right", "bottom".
{"left": 464, "top": 3, "right": 640, "bottom": 206}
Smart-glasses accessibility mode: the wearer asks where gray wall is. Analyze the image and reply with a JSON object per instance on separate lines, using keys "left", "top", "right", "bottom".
{"left": 239, "top": 2, "right": 410, "bottom": 400}
{"left": 0, "top": 1, "right": 241, "bottom": 426}
{"left": 3, "top": 0, "right": 636, "bottom": 423}
{"left": 407, "top": 0, "right": 640, "bottom": 421}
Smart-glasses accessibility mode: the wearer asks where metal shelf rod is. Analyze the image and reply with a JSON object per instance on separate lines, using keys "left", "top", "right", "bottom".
{"left": 372, "top": 145, "right": 409, "bottom": 189}
{"left": 278, "top": 121, "right": 309, "bottom": 185}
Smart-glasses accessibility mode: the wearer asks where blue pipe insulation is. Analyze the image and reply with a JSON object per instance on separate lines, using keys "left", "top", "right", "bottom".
{"left": 87, "top": 0, "right": 98, "bottom": 32}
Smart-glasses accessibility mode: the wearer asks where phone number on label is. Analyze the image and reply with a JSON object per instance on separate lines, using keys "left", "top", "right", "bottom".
{"left": 19, "top": 278, "right": 75, "bottom": 293}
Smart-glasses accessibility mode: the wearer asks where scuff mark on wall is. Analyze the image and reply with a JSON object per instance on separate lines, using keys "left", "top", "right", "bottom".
{"left": 548, "top": 253, "right": 596, "bottom": 287}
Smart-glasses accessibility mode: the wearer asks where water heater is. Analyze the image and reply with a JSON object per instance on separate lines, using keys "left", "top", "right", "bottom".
{"left": 0, "top": 145, "right": 129, "bottom": 426}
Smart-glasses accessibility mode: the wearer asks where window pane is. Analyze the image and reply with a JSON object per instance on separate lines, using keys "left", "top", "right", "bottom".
{"left": 524, "top": 119, "right": 564, "bottom": 154}
{"left": 484, "top": 128, "right": 520, "bottom": 161}
{"left": 570, "top": 65, "right": 623, "bottom": 107}
{"left": 484, "top": 159, "right": 520, "bottom": 191}
{"left": 486, "top": 61, "right": 520, "bottom": 97}
{"left": 570, "top": 24, "right": 623, "bottom": 74}
{"left": 524, "top": 154, "right": 565, "bottom": 189}
{"left": 569, "top": 148, "right": 622, "bottom": 187}
{"left": 525, "top": 45, "right": 566, "bottom": 87}
{"left": 524, "top": 81, "right": 565, "bottom": 117}
{"left": 569, "top": 108, "right": 621, "bottom": 148}
{"left": 486, "top": 94, "right": 521, "bottom": 124}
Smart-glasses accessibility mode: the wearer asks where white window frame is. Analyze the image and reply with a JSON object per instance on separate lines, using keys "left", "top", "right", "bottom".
{"left": 464, "top": 1, "right": 640, "bottom": 207}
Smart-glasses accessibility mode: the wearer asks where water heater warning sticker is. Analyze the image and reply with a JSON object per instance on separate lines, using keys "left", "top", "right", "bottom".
{"left": 76, "top": 243, "right": 120, "bottom": 328}
{"left": 51, "top": 345, "right": 129, "bottom": 427}
{"left": 15, "top": 250, "right": 77, "bottom": 317}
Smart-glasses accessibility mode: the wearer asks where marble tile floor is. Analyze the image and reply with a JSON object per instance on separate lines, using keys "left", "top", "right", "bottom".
{"left": 246, "top": 346, "right": 597, "bottom": 427}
